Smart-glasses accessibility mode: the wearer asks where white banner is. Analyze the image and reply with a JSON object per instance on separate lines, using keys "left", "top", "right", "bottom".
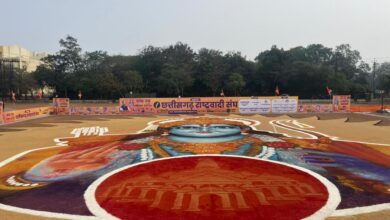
{"left": 271, "top": 98, "right": 298, "bottom": 113}
{"left": 239, "top": 99, "right": 271, "bottom": 114}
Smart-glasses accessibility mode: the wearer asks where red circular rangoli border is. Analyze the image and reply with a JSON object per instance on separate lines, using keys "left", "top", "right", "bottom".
{"left": 92, "top": 156, "right": 332, "bottom": 220}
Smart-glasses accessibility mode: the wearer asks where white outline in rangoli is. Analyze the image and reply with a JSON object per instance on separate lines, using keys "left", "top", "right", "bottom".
{"left": 0, "top": 116, "right": 388, "bottom": 219}
{"left": 84, "top": 155, "right": 341, "bottom": 220}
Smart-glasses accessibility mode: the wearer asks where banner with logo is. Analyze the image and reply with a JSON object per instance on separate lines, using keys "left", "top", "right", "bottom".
{"left": 119, "top": 97, "right": 241, "bottom": 114}
{"left": 2, "top": 107, "right": 53, "bottom": 124}
{"left": 69, "top": 106, "right": 120, "bottom": 115}
{"left": 53, "top": 98, "right": 70, "bottom": 115}
{"left": 332, "top": 95, "right": 351, "bottom": 112}
{"left": 239, "top": 99, "right": 272, "bottom": 114}
{"left": 119, "top": 96, "right": 298, "bottom": 115}
{"left": 271, "top": 98, "right": 298, "bottom": 113}
{"left": 298, "top": 104, "right": 333, "bottom": 113}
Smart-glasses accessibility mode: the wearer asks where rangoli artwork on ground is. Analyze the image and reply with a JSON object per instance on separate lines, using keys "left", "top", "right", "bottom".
{"left": 0, "top": 117, "right": 389, "bottom": 219}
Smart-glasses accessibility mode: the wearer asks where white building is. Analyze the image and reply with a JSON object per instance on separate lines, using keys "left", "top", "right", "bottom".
{"left": 0, "top": 45, "right": 47, "bottom": 72}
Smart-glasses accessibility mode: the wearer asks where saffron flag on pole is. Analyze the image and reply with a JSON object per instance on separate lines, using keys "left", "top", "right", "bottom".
{"left": 326, "top": 86, "right": 332, "bottom": 96}
{"left": 275, "top": 86, "right": 280, "bottom": 96}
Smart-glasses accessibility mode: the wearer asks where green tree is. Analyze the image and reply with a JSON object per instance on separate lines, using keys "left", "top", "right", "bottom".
{"left": 255, "top": 46, "right": 285, "bottom": 95}
{"left": 31, "top": 36, "right": 374, "bottom": 100}
{"left": 83, "top": 51, "right": 108, "bottom": 71}
{"left": 73, "top": 50, "right": 109, "bottom": 99}
{"left": 195, "top": 48, "right": 225, "bottom": 96}
{"left": 136, "top": 46, "right": 164, "bottom": 93}
{"left": 157, "top": 42, "right": 195, "bottom": 96}
{"left": 226, "top": 73, "right": 246, "bottom": 96}
{"left": 305, "top": 44, "right": 333, "bottom": 64}
{"left": 223, "top": 52, "right": 254, "bottom": 95}
{"left": 376, "top": 62, "right": 390, "bottom": 93}
{"left": 92, "top": 72, "right": 121, "bottom": 99}
{"left": 331, "top": 44, "right": 362, "bottom": 79}
{"left": 159, "top": 64, "right": 194, "bottom": 96}
{"left": 121, "top": 70, "right": 143, "bottom": 96}
{"left": 15, "top": 70, "right": 37, "bottom": 99}
{"left": 58, "top": 35, "right": 83, "bottom": 73}
{"left": 37, "top": 35, "right": 83, "bottom": 97}
{"left": 280, "top": 62, "right": 331, "bottom": 98}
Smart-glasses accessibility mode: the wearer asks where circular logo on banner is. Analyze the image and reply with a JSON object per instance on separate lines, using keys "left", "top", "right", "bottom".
{"left": 153, "top": 102, "right": 161, "bottom": 108}
{"left": 86, "top": 156, "right": 339, "bottom": 220}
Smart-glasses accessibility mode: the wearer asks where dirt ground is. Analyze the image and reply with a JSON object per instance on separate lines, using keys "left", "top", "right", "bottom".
{"left": 0, "top": 113, "right": 389, "bottom": 220}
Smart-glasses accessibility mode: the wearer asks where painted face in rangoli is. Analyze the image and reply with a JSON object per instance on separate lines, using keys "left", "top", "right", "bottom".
{"left": 168, "top": 124, "right": 243, "bottom": 143}
{"left": 23, "top": 145, "right": 131, "bottom": 182}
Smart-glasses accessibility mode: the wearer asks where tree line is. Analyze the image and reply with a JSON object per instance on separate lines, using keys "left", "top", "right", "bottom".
{"left": 2, "top": 35, "right": 390, "bottom": 100}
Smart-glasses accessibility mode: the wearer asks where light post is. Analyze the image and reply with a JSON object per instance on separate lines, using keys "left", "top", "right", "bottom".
{"left": 381, "top": 92, "right": 384, "bottom": 112}
{"left": 371, "top": 60, "right": 377, "bottom": 101}
{"left": 0, "top": 59, "right": 5, "bottom": 102}
{"left": 376, "top": 90, "right": 385, "bottom": 112}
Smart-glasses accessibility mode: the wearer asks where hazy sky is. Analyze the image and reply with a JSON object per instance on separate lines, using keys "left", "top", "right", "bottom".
{"left": 1, "top": 0, "right": 390, "bottom": 63}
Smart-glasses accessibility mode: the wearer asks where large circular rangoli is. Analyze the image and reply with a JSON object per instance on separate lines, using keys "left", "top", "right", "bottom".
{"left": 86, "top": 155, "right": 339, "bottom": 220}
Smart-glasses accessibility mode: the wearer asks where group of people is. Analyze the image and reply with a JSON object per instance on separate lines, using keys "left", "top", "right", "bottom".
{"left": 5, "top": 89, "right": 84, "bottom": 103}
{"left": 7, "top": 88, "right": 43, "bottom": 104}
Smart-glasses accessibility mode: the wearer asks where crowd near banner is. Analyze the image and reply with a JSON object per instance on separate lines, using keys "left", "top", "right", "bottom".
{"left": 332, "top": 95, "right": 351, "bottom": 112}
{"left": 1, "top": 107, "right": 53, "bottom": 124}
{"left": 119, "top": 96, "right": 299, "bottom": 115}
{"left": 53, "top": 98, "right": 70, "bottom": 115}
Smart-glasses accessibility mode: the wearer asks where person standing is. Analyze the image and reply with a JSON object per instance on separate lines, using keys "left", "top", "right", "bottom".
{"left": 78, "top": 90, "right": 82, "bottom": 100}
{"left": 38, "top": 88, "right": 43, "bottom": 99}
{"left": 1, "top": 101, "right": 4, "bottom": 113}
{"left": 275, "top": 86, "right": 280, "bottom": 96}
{"left": 220, "top": 89, "right": 225, "bottom": 97}
{"left": 11, "top": 91, "right": 16, "bottom": 104}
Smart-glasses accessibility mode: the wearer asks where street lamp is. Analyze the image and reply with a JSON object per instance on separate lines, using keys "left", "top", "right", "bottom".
{"left": 376, "top": 90, "right": 385, "bottom": 112}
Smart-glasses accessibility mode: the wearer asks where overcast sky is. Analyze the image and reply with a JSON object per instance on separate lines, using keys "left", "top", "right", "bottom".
{"left": 1, "top": 0, "right": 390, "bottom": 63}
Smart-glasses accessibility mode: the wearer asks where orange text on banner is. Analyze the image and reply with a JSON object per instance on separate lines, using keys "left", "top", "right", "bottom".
{"left": 2, "top": 107, "right": 53, "bottom": 124}
{"left": 119, "top": 96, "right": 299, "bottom": 115}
